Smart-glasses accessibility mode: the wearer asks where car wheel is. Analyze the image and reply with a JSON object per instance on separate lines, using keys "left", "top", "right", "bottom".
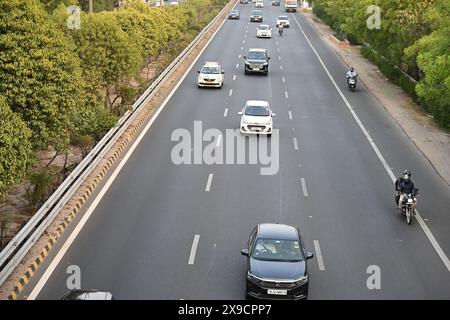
{"left": 245, "top": 69, "right": 249, "bottom": 75}
{"left": 264, "top": 71, "right": 268, "bottom": 76}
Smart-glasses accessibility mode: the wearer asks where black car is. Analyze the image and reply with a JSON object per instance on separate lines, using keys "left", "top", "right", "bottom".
{"left": 272, "top": 0, "right": 280, "bottom": 5}
{"left": 240, "top": 0, "right": 248, "bottom": 3}
{"left": 241, "top": 223, "right": 314, "bottom": 300}
{"left": 61, "top": 289, "right": 114, "bottom": 300}
{"left": 228, "top": 9, "right": 240, "bottom": 19}
{"left": 243, "top": 48, "right": 270, "bottom": 75}
{"left": 250, "top": 10, "right": 263, "bottom": 22}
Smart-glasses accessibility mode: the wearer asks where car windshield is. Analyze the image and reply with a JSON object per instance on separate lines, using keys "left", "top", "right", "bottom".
{"left": 244, "top": 105, "right": 270, "bottom": 116}
{"left": 252, "top": 11, "right": 262, "bottom": 15}
{"left": 252, "top": 239, "right": 303, "bottom": 262}
{"left": 201, "top": 66, "right": 220, "bottom": 74}
{"left": 231, "top": 10, "right": 238, "bottom": 14}
{"left": 278, "top": 16, "right": 288, "bottom": 20}
{"left": 258, "top": 26, "right": 269, "bottom": 31}
{"left": 247, "top": 51, "right": 267, "bottom": 60}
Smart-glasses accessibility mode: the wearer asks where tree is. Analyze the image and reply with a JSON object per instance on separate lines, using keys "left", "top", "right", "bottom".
{"left": 0, "top": 96, "right": 33, "bottom": 202}
{"left": 67, "top": 11, "right": 141, "bottom": 111}
{"left": 0, "top": 0, "right": 84, "bottom": 151}
{"left": 406, "top": 0, "right": 450, "bottom": 128}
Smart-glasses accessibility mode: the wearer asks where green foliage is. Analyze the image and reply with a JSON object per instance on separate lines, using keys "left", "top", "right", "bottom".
{"left": 0, "top": 0, "right": 84, "bottom": 151}
{"left": 0, "top": 97, "right": 33, "bottom": 202}
{"left": 26, "top": 168, "right": 58, "bottom": 209}
{"left": 313, "top": 0, "right": 449, "bottom": 128}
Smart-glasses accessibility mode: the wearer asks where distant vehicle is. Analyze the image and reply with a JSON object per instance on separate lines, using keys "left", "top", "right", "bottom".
{"left": 197, "top": 61, "right": 225, "bottom": 88}
{"left": 256, "top": 24, "right": 272, "bottom": 38}
{"left": 240, "top": 0, "right": 248, "bottom": 3}
{"left": 272, "top": 0, "right": 280, "bottom": 5}
{"left": 238, "top": 101, "right": 275, "bottom": 135}
{"left": 250, "top": 10, "right": 263, "bottom": 22}
{"left": 255, "top": 0, "right": 264, "bottom": 8}
{"left": 284, "top": 0, "right": 297, "bottom": 12}
{"left": 155, "top": 0, "right": 164, "bottom": 6}
{"left": 243, "top": 48, "right": 270, "bottom": 75}
{"left": 276, "top": 15, "right": 290, "bottom": 28}
{"left": 228, "top": 9, "right": 240, "bottom": 19}
{"left": 169, "top": 0, "right": 178, "bottom": 5}
{"left": 241, "top": 223, "right": 314, "bottom": 300}
{"left": 61, "top": 289, "right": 113, "bottom": 300}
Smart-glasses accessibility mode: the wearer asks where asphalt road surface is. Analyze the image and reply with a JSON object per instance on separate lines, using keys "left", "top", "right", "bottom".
{"left": 23, "top": 2, "right": 450, "bottom": 299}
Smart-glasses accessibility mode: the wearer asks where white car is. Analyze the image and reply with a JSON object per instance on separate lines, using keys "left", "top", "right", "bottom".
{"left": 255, "top": 0, "right": 264, "bottom": 8}
{"left": 169, "top": 0, "right": 178, "bottom": 6}
{"left": 239, "top": 100, "right": 275, "bottom": 135}
{"left": 276, "top": 15, "right": 290, "bottom": 28}
{"left": 256, "top": 24, "right": 272, "bottom": 38}
{"left": 197, "top": 61, "right": 224, "bottom": 88}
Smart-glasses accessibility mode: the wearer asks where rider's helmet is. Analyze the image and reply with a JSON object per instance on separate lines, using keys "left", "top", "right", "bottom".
{"left": 403, "top": 169, "right": 411, "bottom": 180}
{"left": 350, "top": 67, "right": 354, "bottom": 72}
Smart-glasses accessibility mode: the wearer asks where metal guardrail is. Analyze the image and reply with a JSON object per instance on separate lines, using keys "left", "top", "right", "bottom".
{"left": 0, "top": 0, "right": 235, "bottom": 287}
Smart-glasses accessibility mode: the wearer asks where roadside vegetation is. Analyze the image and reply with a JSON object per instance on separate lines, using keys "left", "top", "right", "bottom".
{"left": 312, "top": 0, "right": 450, "bottom": 129}
{"left": 0, "top": 0, "right": 228, "bottom": 248}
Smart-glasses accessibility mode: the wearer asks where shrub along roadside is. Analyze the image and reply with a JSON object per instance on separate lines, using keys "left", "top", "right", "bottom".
{"left": 0, "top": 0, "right": 229, "bottom": 224}
{"left": 312, "top": 0, "right": 449, "bottom": 129}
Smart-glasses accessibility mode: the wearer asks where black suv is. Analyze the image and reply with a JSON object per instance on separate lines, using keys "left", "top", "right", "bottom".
{"left": 244, "top": 48, "right": 270, "bottom": 75}
{"left": 250, "top": 10, "right": 263, "bottom": 22}
{"left": 241, "top": 224, "right": 314, "bottom": 300}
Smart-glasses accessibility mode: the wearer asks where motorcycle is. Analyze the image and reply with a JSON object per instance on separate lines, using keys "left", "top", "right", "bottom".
{"left": 396, "top": 190, "right": 418, "bottom": 225}
{"left": 347, "top": 75, "right": 357, "bottom": 91}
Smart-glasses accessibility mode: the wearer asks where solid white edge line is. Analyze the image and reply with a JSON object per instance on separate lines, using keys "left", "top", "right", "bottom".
{"left": 188, "top": 235, "right": 200, "bottom": 265}
{"left": 300, "top": 177, "right": 308, "bottom": 197}
{"left": 27, "top": 6, "right": 234, "bottom": 300}
{"left": 313, "top": 240, "right": 325, "bottom": 271}
{"left": 291, "top": 13, "right": 450, "bottom": 273}
{"left": 205, "top": 173, "right": 214, "bottom": 192}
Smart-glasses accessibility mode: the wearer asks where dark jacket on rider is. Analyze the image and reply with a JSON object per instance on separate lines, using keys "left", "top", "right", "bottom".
{"left": 398, "top": 179, "right": 415, "bottom": 194}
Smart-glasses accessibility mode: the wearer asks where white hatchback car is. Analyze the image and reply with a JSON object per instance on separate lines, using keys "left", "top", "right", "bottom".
{"left": 239, "top": 100, "right": 275, "bottom": 135}
{"left": 276, "top": 15, "right": 290, "bottom": 28}
{"left": 255, "top": 0, "right": 264, "bottom": 8}
{"left": 197, "top": 61, "right": 224, "bottom": 88}
{"left": 256, "top": 24, "right": 272, "bottom": 38}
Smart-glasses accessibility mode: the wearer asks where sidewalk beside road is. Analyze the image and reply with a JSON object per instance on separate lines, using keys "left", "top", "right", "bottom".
{"left": 302, "top": 11, "right": 450, "bottom": 186}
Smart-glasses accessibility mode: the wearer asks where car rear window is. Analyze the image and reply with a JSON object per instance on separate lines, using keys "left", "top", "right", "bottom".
{"left": 252, "top": 238, "right": 303, "bottom": 261}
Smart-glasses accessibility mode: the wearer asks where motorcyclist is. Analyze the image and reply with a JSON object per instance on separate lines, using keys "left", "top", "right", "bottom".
{"left": 396, "top": 170, "right": 417, "bottom": 209}
{"left": 278, "top": 24, "right": 283, "bottom": 36}
{"left": 346, "top": 67, "right": 358, "bottom": 84}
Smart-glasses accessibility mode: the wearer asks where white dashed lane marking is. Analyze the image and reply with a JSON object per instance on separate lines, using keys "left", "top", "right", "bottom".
{"left": 313, "top": 240, "right": 326, "bottom": 271}
{"left": 188, "top": 235, "right": 200, "bottom": 265}
{"left": 300, "top": 178, "right": 308, "bottom": 196}
{"left": 205, "top": 173, "right": 214, "bottom": 192}
{"left": 293, "top": 137, "right": 299, "bottom": 151}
